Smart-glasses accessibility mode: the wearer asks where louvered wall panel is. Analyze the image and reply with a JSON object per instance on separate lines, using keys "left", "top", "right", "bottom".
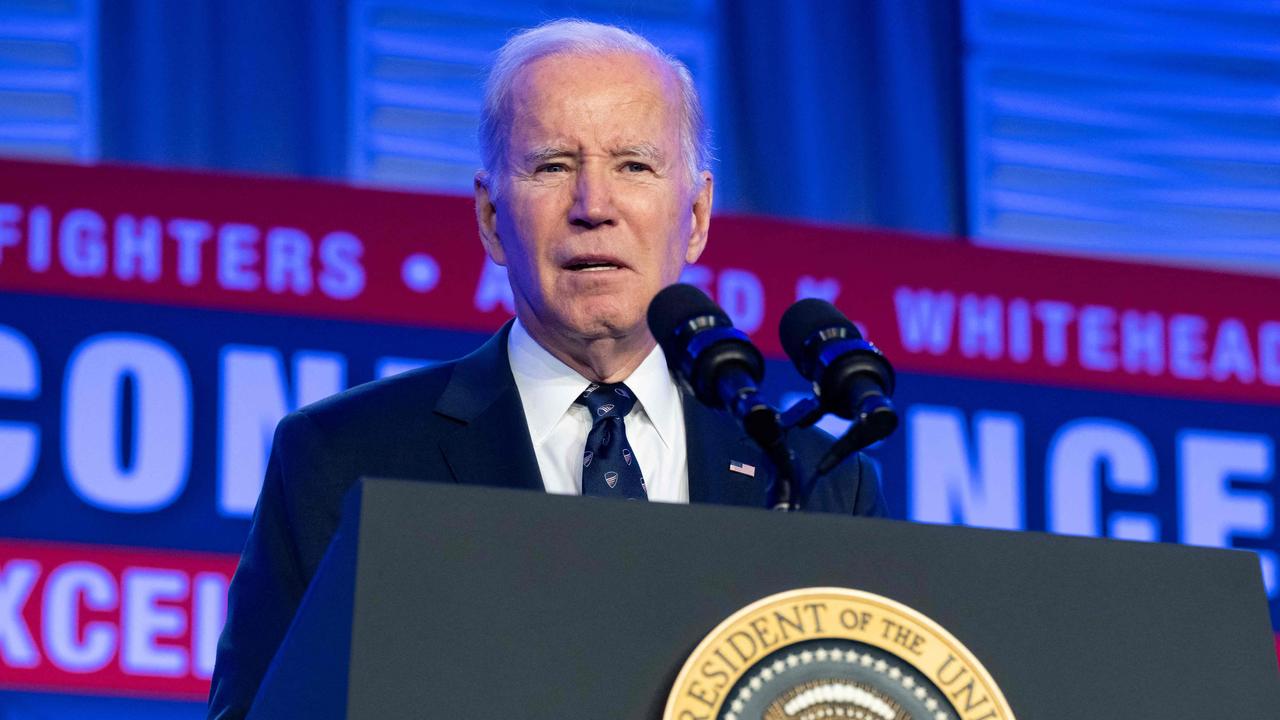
{"left": 0, "top": 0, "right": 98, "bottom": 160}
{"left": 349, "top": 0, "right": 717, "bottom": 195}
{"left": 964, "top": 0, "right": 1280, "bottom": 276}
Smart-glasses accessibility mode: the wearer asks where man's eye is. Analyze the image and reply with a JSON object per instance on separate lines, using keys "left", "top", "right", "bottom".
{"left": 623, "top": 162, "right": 652, "bottom": 173}
{"left": 536, "top": 164, "right": 568, "bottom": 173}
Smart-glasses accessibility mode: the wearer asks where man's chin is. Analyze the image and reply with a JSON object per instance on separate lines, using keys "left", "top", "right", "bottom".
{"left": 517, "top": 292, "right": 651, "bottom": 344}
{"left": 570, "top": 317, "right": 644, "bottom": 342}
{"left": 555, "top": 310, "right": 648, "bottom": 343}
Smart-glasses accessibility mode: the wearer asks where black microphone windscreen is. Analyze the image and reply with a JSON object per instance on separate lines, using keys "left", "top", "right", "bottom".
{"left": 647, "top": 283, "right": 727, "bottom": 353}
{"left": 778, "top": 298, "right": 862, "bottom": 371}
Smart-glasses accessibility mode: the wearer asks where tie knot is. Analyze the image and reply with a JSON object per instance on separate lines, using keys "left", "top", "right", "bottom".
{"left": 575, "top": 382, "right": 637, "bottom": 422}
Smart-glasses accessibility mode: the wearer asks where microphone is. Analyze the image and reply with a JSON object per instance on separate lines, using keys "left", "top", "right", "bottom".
{"left": 648, "top": 284, "right": 799, "bottom": 509}
{"left": 647, "top": 283, "right": 769, "bottom": 426}
{"left": 779, "top": 298, "right": 898, "bottom": 473}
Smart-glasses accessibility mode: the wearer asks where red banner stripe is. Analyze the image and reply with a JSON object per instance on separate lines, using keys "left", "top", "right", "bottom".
{"left": 3, "top": 159, "right": 1280, "bottom": 404}
{"left": 0, "top": 539, "right": 238, "bottom": 700}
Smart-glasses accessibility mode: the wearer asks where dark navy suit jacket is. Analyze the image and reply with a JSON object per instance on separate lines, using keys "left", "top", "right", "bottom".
{"left": 207, "top": 324, "right": 886, "bottom": 719}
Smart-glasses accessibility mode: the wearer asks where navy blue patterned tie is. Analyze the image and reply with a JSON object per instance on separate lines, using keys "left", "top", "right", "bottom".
{"left": 576, "top": 382, "right": 647, "bottom": 500}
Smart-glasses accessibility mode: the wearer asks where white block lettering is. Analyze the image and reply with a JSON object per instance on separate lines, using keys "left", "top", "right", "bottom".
{"left": 218, "top": 346, "right": 346, "bottom": 516}
{"left": 1261, "top": 321, "right": 1280, "bottom": 386}
{"left": 217, "top": 223, "right": 260, "bottom": 291}
{"left": 908, "top": 405, "right": 1024, "bottom": 529}
{"left": 795, "top": 276, "right": 841, "bottom": 304}
{"left": 1169, "top": 314, "right": 1208, "bottom": 379}
{"left": 1179, "top": 430, "right": 1273, "bottom": 549}
{"left": 192, "top": 573, "right": 228, "bottom": 680}
{"left": 114, "top": 214, "right": 162, "bottom": 282}
{"left": 717, "top": 269, "right": 764, "bottom": 333}
{"left": 1034, "top": 300, "right": 1074, "bottom": 367}
{"left": 28, "top": 205, "right": 52, "bottom": 272}
{"left": 1007, "top": 298, "right": 1032, "bottom": 363}
{"left": 0, "top": 559, "right": 40, "bottom": 668}
{"left": 168, "top": 218, "right": 213, "bottom": 286}
{"left": 121, "top": 568, "right": 188, "bottom": 677}
{"left": 0, "top": 204, "right": 19, "bottom": 264}
{"left": 265, "top": 227, "right": 313, "bottom": 295}
{"left": 678, "top": 264, "right": 713, "bottom": 296}
{"left": 1209, "top": 318, "right": 1256, "bottom": 383}
{"left": 43, "top": 562, "right": 117, "bottom": 673}
{"left": 64, "top": 334, "right": 191, "bottom": 512}
{"left": 60, "top": 208, "right": 108, "bottom": 278}
{"left": 474, "top": 257, "right": 514, "bottom": 313}
{"left": 317, "top": 231, "right": 364, "bottom": 299}
{"left": 1262, "top": 321, "right": 1280, "bottom": 386}
{"left": 1120, "top": 310, "right": 1164, "bottom": 376}
{"left": 0, "top": 325, "right": 40, "bottom": 500}
{"left": 894, "top": 288, "right": 954, "bottom": 355}
{"left": 959, "top": 294, "right": 1002, "bottom": 360}
{"left": 1078, "top": 305, "right": 1118, "bottom": 372}
{"left": 1047, "top": 419, "right": 1158, "bottom": 540}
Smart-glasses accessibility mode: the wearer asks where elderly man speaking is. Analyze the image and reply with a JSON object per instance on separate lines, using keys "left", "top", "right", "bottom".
{"left": 208, "top": 19, "right": 885, "bottom": 719}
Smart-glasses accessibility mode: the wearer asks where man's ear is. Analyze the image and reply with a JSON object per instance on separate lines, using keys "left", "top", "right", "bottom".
{"left": 685, "top": 171, "right": 714, "bottom": 264}
{"left": 475, "top": 171, "right": 507, "bottom": 266}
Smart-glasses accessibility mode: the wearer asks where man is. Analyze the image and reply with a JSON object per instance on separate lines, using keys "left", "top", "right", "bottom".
{"left": 208, "top": 19, "right": 885, "bottom": 719}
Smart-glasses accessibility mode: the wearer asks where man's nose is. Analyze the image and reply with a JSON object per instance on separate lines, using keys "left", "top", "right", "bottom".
{"left": 569, "top": 164, "right": 616, "bottom": 229}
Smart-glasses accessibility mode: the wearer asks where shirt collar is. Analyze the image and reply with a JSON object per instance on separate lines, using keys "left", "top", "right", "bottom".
{"left": 623, "top": 336, "right": 681, "bottom": 450}
{"left": 507, "top": 318, "right": 681, "bottom": 448}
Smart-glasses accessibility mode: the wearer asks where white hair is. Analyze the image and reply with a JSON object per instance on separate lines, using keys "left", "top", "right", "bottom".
{"left": 478, "top": 19, "right": 711, "bottom": 198}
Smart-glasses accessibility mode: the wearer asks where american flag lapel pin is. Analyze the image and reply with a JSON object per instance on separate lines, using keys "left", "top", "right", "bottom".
{"left": 728, "top": 460, "right": 756, "bottom": 478}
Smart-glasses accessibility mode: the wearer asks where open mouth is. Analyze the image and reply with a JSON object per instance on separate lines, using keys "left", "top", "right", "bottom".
{"left": 563, "top": 257, "right": 624, "bottom": 272}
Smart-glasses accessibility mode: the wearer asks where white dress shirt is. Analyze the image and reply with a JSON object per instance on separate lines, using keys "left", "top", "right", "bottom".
{"left": 507, "top": 319, "right": 689, "bottom": 503}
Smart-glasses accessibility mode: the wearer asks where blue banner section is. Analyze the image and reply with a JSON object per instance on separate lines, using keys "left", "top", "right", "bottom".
{"left": 881, "top": 374, "right": 1277, "bottom": 595}
{"left": 0, "top": 292, "right": 491, "bottom": 553}
{"left": 5, "top": 290, "right": 1275, "bottom": 588}
{"left": 1, "top": 290, "right": 1276, "bottom": 720}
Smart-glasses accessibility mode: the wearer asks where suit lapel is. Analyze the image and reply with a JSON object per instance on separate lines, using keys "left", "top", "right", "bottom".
{"left": 431, "top": 325, "right": 769, "bottom": 505}
{"left": 433, "top": 323, "right": 545, "bottom": 492}
{"left": 682, "top": 387, "right": 768, "bottom": 508}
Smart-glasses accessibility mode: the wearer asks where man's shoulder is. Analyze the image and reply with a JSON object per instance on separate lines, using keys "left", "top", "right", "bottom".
{"left": 285, "top": 324, "right": 513, "bottom": 436}
{"left": 789, "top": 423, "right": 888, "bottom": 518}
{"left": 285, "top": 360, "right": 461, "bottom": 438}
{"left": 790, "top": 422, "right": 834, "bottom": 451}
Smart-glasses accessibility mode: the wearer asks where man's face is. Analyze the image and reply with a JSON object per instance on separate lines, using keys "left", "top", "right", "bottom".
{"left": 476, "top": 51, "right": 712, "bottom": 351}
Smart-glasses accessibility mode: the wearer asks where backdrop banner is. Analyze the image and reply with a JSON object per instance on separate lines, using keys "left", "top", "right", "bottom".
{"left": 1, "top": 158, "right": 1276, "bottom": 706}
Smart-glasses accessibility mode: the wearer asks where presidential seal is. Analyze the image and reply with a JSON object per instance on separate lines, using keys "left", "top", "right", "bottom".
{"left": 664, "top": 588, "right": 1015, "bottom": 720}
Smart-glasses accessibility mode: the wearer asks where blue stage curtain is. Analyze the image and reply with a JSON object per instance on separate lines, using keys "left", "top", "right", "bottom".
{"left": 96, "top": 0, "right": 962, "bottom": 236}
{"left": 98, "top": 0, "right": 347, "bottom": 178}
{"left": 714, "top": 0, "right": 964, "bottom": 234}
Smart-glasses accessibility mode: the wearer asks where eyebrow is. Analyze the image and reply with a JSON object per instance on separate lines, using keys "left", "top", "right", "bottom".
{"left": 523, "top": 147, "right": 573, "bottom": 165}
{"left": 521, "top": 143, "right": 667, "bottom": 165}
{"left": 612, "top": 143, "right": 665, "bottom": 163}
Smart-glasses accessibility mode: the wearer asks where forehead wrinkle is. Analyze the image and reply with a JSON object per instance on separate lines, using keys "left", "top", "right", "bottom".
{"left": 494, "top": 48, "right": 703, "bottom": 185}
{"left": 509, "top": 59, "right": 677, "bottom": 121}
